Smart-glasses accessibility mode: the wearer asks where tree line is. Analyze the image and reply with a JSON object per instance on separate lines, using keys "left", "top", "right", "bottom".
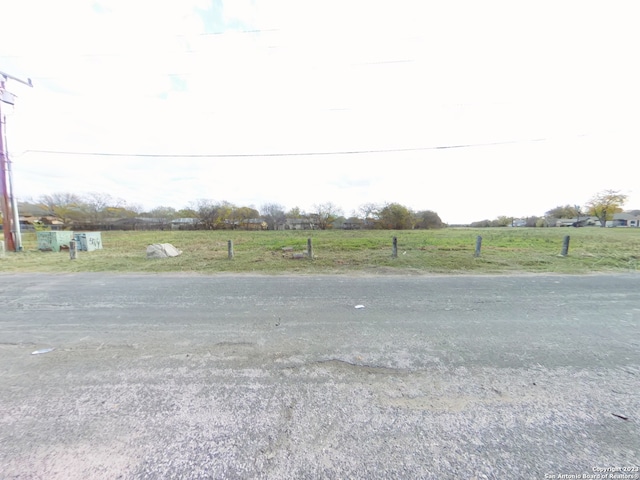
{"left": 15, "top": 189, "right": 632, "bottom": 230}
{"left": 470, "top": 190, "right": 634, "bottom": 228}
{"left": 15, "top": 193, "right": 445, "bottom": 230}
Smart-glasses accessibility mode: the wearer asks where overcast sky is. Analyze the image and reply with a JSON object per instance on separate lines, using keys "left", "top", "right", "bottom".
{"left": 1, "top": 0, "right": 638, "bottom": 224}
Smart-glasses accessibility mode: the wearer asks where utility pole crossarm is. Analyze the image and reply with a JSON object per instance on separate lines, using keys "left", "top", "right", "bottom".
{"left": 0, "top": 70, "right": 33, "bottom": 88}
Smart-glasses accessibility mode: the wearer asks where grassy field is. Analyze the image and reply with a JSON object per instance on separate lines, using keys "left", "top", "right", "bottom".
{"left": 1, "top": 228, "right": 639, "bottom": 275}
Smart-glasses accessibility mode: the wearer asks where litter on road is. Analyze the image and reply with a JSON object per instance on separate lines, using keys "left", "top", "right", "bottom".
{"left": 31, "top": 348, "right": 55, "bottom": 355}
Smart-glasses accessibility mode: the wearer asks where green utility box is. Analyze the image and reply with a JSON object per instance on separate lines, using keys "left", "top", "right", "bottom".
{"left": 73, "top": 232, "right": 103, "bottom": 251}
{"left": 37, "top": 231, "right": 74, "bottom": 252}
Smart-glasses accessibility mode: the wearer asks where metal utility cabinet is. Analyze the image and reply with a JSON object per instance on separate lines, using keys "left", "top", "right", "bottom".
{"left": 37, "top": 231, "right": 75, "bottom": 252}
{"left": 73, "top": 232, "right": 103, "bottom": 251}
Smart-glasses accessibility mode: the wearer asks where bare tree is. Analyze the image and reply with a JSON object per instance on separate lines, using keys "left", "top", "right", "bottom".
{"left": 83, "top": 192, "right": 126, "bottom": 224}
{"left": 38, "top": 193, "right": 82, "bottom": 225}
{"left": 191, "top": 199, "right": 217, "bottom": 230}
{"left": 358, "top": 202, "right": 381, "bottom": 229}
{"left": 312, "top": 202, "right": 343, "bottom": 230}
{"left": 260, "top": 203, "right": 286, "bottom": 230}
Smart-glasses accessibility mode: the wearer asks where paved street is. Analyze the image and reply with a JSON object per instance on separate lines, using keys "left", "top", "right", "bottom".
{"left": 1, "top": 273, "right": 639, "bottom": 479}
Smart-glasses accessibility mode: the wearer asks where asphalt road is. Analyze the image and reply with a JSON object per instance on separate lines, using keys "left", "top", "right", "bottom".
{"left": 1, "top": 273, "right": 639, "bottom": 479}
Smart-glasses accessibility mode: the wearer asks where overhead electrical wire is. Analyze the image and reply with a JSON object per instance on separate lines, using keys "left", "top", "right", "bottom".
{"left": 24, "top": 139, "right": 547, "bottom": 159}
{"left": 0, "top": 28, "right": 280, "bottom": 58}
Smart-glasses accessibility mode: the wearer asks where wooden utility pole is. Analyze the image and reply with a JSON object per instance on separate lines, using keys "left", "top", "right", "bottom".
{"left": 0, "top": 71, "right": 32, "bottom": 252}
{"left": 0, "top": 96, "right": 14, "bottom": 252}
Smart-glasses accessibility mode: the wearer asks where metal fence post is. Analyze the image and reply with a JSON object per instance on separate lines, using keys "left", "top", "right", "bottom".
{"left": 69, "top": 239, "right": 78, "bottom": 260}
{"left": 392, "top": 236, "right": 398, "bottom": 258}
{"left": 228, "top": 240, "right": 234, "bottom": 259}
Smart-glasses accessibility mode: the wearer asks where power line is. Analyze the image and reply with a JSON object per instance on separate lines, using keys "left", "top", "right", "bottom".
{"left": 0, "top": 28, "right": 280, "bottom": 59}
{"left": 185, "top": 28, "right": 279, "bottom": 36}
{"left": 24, "top": 139, "right": 544, "bottom": 159}
{"left": 8, "top": 58, "right": 418, "bottom": 85}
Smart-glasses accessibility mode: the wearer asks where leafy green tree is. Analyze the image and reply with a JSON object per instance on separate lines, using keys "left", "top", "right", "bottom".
{"left": 286, "top": 206, "right": 303, "bottom": 219}
{"left": 377, "top": 203, "right": 414, "bottom": 229}
{"left": 107, "top": 206, "right": 139, "bottom": 219}
{"left": 470, "top": 219, "right": 492, "bottom": 228}
{"left": 176, "top": 208, "right": 197, "bottom": 218}
{"left": 230, "top": 206, "right": 260, "bottom": 229}
{"left": 525, "top": 216, "right": 542, "bottom": 227}
{"left": 491, "top": 216, "right": 513, "bottom": 227}
{"left": 414, "top": 210, "right": 444, "bottom": 229}
{"left": 586, "top": 189, "right": 627, "bottom": 227}
{"left": 147, "top": 206, "right": 178, "bottom": 220}
{"left": 213, "top": 201, "right": 234, "bottom": 229}
{"left": 545, "top": 205, "right": 580, "bottom": 219}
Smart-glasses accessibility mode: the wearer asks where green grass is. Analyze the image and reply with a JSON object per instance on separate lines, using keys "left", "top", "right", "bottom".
{"left": 1, "top": 228, "right": 639, "bottom": 275}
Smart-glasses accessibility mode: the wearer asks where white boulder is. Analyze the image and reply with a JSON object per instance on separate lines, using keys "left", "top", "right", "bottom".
{"left": 146, "top": 243, "right": 183, "bottom": 258}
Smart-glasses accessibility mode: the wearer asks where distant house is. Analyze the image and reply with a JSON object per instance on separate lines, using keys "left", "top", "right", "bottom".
{"left": 19, "top": 215, "right": 65, "bottom": 231}
{"left": 342, "top": 217, "right": 364, "bottom": 230}
{"left": 283, "top": 218, "right": 317, "bottom": 230}
{"left": 607, "top": 213, "right": 640, "bottom": 227}
{"left": 220, "top": 218, "right": 268, "bottom": 230}
{"left": 19, "top": 216, "right": 40, "bottom": 231}
{"left": 40, "top": 216, "right": 65, "bottom": 228}
{"left": 556, "top": 213, "right": 640, "bottom": 228}
{"left": 332, "top": 216, "right": 347, "bottom": 230}
{"left": 111, "top": 217, "right": 166, "bottom": 230}
{"left": 555, "top": 216, "right": 599, "bottom": 227}
{"left": 238, "top": 219, "right": 268, "bottom": 231}
{"left": 171, "top": 218, "right": 198, "bottom": 230}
